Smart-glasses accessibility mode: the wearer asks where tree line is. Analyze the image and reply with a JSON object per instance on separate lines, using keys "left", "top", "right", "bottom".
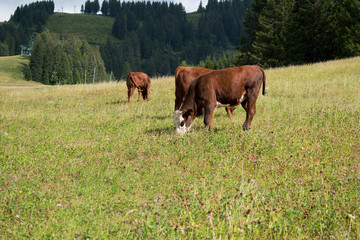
{"left": 82, "top": 0, "right": 100, "bottom": 14}
{"left": 84, "top": 0, "right": 250, "bottom": 78}
{"left": 236, "top": 0, "right": 360, "bottom": 68}
{"left": 2, "top": 0, "right": 359, "bottom": 84}
{"left": 29, "top": 31, "right": 106, "bottom": 85}
{"left": 0, "top": 0, "right": 54, "bottom": 56}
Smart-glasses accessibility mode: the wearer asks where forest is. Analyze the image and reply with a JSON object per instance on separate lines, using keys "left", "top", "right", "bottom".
{"left": 0, "top": 1, "right": 54, "bottom": 56}
{"left": 236, "top": 0, "right": 360, "bottom": 67}
{"left": 97, "top": 0, "right": 251, "bottom": 78}
{"left": 1, "top": 0, "right": 359, "bottom": 84}
{"left": 29, "top": 31, "right": 106, "bottom": 85}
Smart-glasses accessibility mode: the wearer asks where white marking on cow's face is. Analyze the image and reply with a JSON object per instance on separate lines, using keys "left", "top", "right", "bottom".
{"left": 173, "top": 110, "right": 191, "bottom": 135}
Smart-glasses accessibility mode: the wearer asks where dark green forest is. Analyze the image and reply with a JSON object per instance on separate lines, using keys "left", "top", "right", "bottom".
{"left": 0, "top": 1, "right": 54, "bottom": 56}
{"left": 1, "top": 0, "right": 360, "bottom": 85}
{"left": 236, "top": 0, "right": 360, "bottom": 67}
{"left": 29, "top": 31, "right": 106, "bottom": 85}
{"left": 97, "top": 0, "right": 251, "bottom": 78}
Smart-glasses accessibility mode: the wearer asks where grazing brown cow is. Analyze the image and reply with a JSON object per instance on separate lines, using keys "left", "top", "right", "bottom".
{"left": 126, "top": 72, "right": 151, "bottom": 102}
{"left": 174, "top": 66, "right": 235, "bottom": 118}
{"left": 173, "top": 65, "right": 266, "bottom": 134}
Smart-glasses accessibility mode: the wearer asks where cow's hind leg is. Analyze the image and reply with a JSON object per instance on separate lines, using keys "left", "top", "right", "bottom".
{"left": 144, "top": 87, "right": 150, "bottom": 101}
{"left": 128, "top": 87, "right": 136, "bottom": 102}
{"left": 141, "top": 89, "right": 146, "bottom": 100}
{"left": 204, "top": 105, "right": 216, "bottom": 131}
{"left": 242, "top": 91, "right": 258, "bottom": 131}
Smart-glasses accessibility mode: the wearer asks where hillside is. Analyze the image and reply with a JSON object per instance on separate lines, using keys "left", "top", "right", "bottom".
{"left": 46, "top": 11, "right": 204, "bottom": 46}
{"left": 0, "top": 55, "right": 42, "bottom": 88}
{"left": 1, "top": 57, "right": 359, "bottom": 238}
{"left": 47, "top": 13, "right": 118, "bottom": 45}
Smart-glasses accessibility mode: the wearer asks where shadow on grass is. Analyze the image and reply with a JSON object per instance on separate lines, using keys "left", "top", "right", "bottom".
{"left": 150, "top": 114, "right": 171, "bottom": 120}
{"left": 107, "top": 99, "right": 128, "bottom": 105}
{"left": 145, "top": 125, "right": 175, "bottom": 135}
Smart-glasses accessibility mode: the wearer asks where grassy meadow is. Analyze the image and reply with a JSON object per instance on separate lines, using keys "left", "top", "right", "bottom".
{"left": 0, "top": 57, "right": 360, "bottom": 239}
{"left": 47, "top": 13, "right": 117, "bottom": 45}
{"left": 0, "top": 55, "right": 41, "bottom": 88}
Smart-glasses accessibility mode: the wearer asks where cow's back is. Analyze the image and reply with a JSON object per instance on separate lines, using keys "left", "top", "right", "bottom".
{"left": 127, "top": 72, "right": 150, "bottom": 88}
{"left": 175, "top": 67, "right": 213, "bottom": 91}
{"left": 195, "top": 65, "right": 264, "bottom": 104}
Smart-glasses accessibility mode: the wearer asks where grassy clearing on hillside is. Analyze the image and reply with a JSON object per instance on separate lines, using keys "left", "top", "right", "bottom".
{"left": 0, "top": 58, "right": 359, "bottom": 239}
{"left": 47, "top": 13, "right": 117, "bottom": 45}
{"left": 0, "top": 55, "right": 41, "bottom": 87}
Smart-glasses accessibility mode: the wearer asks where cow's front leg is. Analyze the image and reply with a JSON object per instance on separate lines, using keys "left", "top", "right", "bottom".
{"left": 225, "top": 107, "right": 235, "bottom": 119}
{"left": 204, "top": 105, "right": 215, "bottom": 131}
{"left": 174, "top": 97, "right": 182, "bottom": 111}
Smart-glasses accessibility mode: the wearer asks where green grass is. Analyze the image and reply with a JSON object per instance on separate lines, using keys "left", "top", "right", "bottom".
{"left": 0, "top": 57, "right": 360, "bottom": 238}
{"left": 47, "top": 13, "right": 118, "bottom": 45}
{"left": 0, "top": 55, "right": 42, "bottom": 88}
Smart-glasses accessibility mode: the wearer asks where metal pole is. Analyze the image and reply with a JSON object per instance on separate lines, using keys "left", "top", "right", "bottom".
{"left": 84, "top": 69, "right": 87, "bottom": 85}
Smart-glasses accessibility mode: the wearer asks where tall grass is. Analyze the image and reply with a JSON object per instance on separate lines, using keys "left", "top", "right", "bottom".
{"left": 0, "top": 58, "right": 359, "bottom": 239}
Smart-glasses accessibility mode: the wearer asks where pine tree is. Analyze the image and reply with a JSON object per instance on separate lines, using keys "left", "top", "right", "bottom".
{"left": 197, "top": 1, "right": 205, "bottom": 12}
{"left": 0, "top": 43, "right": 9, "bottom": 56}
{"left": 292, "top": 0, "right": 336, "bottom": 63}
{"left": 57, "top": 51, "right": 72, "bottom": 84}
{"left": 236, "top": 0, "right": 267, "bottom": 66}
{"left": 4, "top": 34, "right": 16, "bottom": 55}
{"left": 22, "top": 63, "right": 32, "bottom": 80}
{"left": 101, "top": 0, "right": 109, "bottom": 16}
{"left": 252, "top": 0, "right": 296, "bottom": 67}
{"left": 92, "top": 0, "right": 100, "bottom": 14}
{"left": 30, "top": 34, "right": 45, "bottom": 82}
{"left": 333, "top": 0, "right": 360, "bottom": 57}
{"left": 85, "top": 0, "right": 91, "bottom": 14}
{"left": 109, "top": 0, "right": 119, "bottom": 17}
{"left": 41, "top": 31, "right": 55, "bottom": 85}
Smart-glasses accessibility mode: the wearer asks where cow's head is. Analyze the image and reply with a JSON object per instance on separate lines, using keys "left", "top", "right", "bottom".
{"left": 173, "top": 109, "right": 194, "bottom": 135}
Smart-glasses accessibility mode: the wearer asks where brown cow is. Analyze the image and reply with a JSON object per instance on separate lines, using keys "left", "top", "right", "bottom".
{"left": 174, "top": 66, "right": 235, "bottom": 118}
{"left": 175, "top": 66, "right": 213, "bottom": 110}
{"left": 173, "top": 65, "right": 266, "bottom": 134}
{"left": 126, "top": 72, "right": 151, "bottom": 102}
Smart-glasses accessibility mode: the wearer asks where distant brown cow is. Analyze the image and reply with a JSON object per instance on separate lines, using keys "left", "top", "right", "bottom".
{"left": 174, "top": 66, "right": 235, "bottom": 118}
{"left": 173, "top": 65, "right": 266, "bottom": 134}
{"left": 126, "top": 72, "right": 151, "bottom": 102}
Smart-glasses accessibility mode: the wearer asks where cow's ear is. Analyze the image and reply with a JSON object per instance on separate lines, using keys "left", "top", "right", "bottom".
{"left": 183, "top": 109, "right": 194, "bottom": 119}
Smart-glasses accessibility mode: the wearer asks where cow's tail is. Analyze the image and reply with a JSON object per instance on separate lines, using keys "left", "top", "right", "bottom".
{"left": 260, "top": 67, "right": 266, "bottom": 95}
